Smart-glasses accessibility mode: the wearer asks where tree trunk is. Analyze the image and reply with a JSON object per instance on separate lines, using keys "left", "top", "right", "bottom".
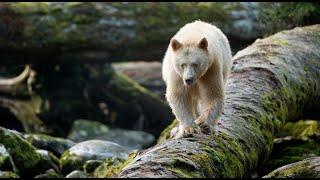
{"left": 0, "top": 2, "right": 266, "bottom": 64}
{"left": 263, "top": 156, "right": 320, "bottom": 178}
{"left": 114, "top": 24, "right": 320, "bottom": 178}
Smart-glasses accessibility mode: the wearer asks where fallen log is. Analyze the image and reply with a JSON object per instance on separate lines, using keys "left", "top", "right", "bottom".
{"left": 263, "top": 156, "right": 320, "bottom": 178}
{"left": 112, "top": 24, "right": 320, "bottom": 178}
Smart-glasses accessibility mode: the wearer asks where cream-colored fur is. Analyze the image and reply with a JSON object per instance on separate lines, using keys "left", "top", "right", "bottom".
{"left": 162, "top": 20, "right": 232, "bottom": 139}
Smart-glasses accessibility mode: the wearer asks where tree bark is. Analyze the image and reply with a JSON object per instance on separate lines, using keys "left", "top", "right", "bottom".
{"left": 115, "top": 24, "right": 320, "bottom": 178}
{"left": 263, "top": 156, "right": 320, "bottom": 178}
{"left": 0, "top": 2, "right": 266, "bottom": 64}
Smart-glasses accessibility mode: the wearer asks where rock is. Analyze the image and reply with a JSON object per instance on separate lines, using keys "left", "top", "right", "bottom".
{"left": 83, "top": 160, "right": 103, "bottom": 173}
{"left": 0, "top": 127, "right": 43, "bottom": 176}
{"left": 33, "top": 169, "right": 61, "bottom": 178}
{"left": 24, "top": 133, "right": 76, "bottom": 157}
{"left": 65, "top": 170, "right": 90, "bottom": 178}
{"left": 60, "top": 140, "right": 130, "bottom": 174}
{"left": 36, "top": 149, "right": 60, "bottom": 173}
{"left": 0, "top": 171, "right": 19, "bottom": 178}
{"left": 0, "top": 144, "right": 17, "bottom": 173}
{"left": 68, "top": 119, "right": 155, "bottom": 150}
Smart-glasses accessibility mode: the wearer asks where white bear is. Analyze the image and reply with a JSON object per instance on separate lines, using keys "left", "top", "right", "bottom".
{"left": 162, "top": 20, "right": 232, "bottom": 139}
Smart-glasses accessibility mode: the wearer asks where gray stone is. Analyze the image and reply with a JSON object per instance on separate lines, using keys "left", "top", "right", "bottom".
{"left": 68, "top": 119, "right": 155, "bottom": 150}
{"left": 60, "top": 140, "right": 129, "bottom": 174}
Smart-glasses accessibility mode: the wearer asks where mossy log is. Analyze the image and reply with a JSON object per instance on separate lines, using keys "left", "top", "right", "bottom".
{"left": 263, "top": 156, "right": 320, "bottom": 178}
{"left": 0, "top": 2, "right": 265, "bottom": 64}
{"left": 115, "top": 25, "right": 320, "bottom": 178}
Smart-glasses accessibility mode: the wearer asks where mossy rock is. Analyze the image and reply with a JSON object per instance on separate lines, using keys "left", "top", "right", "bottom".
{"left": 93, "top": 151, "right": 138, "bottom": 178}
{"left": 59, "top": 140, "right": 129, "bottom": 175}
{"left": 24, "top": 133, "right": 76, "bottom": 157}
{"left": 0, "top": 144, "right": 17, "bottom": 173}
{"left": 36, "top": 149, "right": 60, "bottom": 174}
{"left": 0, "top": 127, "right": 43, "bottom": 176}
{"left": 83, "top": 160, "right": 103, "bottom": 173}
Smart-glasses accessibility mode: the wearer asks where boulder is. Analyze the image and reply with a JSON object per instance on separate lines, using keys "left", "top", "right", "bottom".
{"left": 68, "top": 119, "right": 155, "bottom": 150}
{"left": 24, "top": 133, "right": 76, "bottom": 157}
{"left": 59, "top": 140, "right": 129, "bottom": 174}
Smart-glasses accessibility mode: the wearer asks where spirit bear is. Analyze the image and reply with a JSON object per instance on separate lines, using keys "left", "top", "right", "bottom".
{"left": 162, "top": 20, "right": 232, "bottom": 139}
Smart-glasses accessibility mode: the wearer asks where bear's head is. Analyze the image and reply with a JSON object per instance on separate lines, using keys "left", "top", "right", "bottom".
{"left": 170, "top": 37, "right": 210, "bottom": 86}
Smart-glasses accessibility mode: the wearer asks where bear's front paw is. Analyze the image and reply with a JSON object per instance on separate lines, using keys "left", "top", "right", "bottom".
{"left": 172, "top": 125, "right": 202, "bottom": 139}
{"left": 196, "top": 121, "right": 212, "bottom": 135}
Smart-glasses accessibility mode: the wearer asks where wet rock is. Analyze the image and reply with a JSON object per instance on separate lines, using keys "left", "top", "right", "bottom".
{"left": 33, "top": 169, "right": 61, "bottom": 178}
{"left": 0, "top": 127, "right": 43, "bottom": 176}
{"left": 83, "top": 160, "right": 103, "bottom": 173}
{"left": 60, "top": 140, "right": 129, "bottom": 174}
{"left": 36, "top": 149, "right": 60, "bottom": 173}
{"left": 66, "top": 170, "right": 90, "bottom": 178}
{"left": 0, "top": 171, "right": 19, "bottom": 178}
{"left": 68, "top": 119, "right": 155, "bottom": 150}
{"left": 0, "top": 144, "right": 17, "bottom": 173}
{"left": 24, "top": 134, "right": 76, "bottom": 157}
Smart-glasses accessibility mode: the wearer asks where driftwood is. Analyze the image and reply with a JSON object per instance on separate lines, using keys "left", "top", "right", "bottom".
{"left": 113, "top": 24, "right": 320, "bottom": 178}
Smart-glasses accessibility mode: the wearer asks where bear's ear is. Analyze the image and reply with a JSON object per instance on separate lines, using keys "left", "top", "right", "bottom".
{"left": 198, "top": 37, "right": 208, "bottom": 50}
{"left": 171, "top": 39, "right": 182, "bottom": 51}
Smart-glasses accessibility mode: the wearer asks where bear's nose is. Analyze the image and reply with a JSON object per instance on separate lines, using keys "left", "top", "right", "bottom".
{"left": 185, "top": 78, "right": 194, "bottom": 85}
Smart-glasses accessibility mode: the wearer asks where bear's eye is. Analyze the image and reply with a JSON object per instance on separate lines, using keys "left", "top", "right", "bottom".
{"left": 191, "top": 63, "right": 198, "bottom": 68}
{"left": 181, "top": 64, "right": 186, "bottom": 68}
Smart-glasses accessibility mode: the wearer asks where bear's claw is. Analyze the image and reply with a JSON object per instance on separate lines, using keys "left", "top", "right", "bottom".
{"left": 171, "top": 125, "right": 202, "bottom": 139}
{"left": 197, "top": 122, "right": 211, "bottom": 134}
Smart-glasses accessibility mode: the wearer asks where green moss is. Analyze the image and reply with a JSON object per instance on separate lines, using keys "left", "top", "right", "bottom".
{"left": 277, "top": 120, "right": 319, "bottom": 139}
{"left": 83, "top": 160, "right": 103, "bottom": 174}
{"left": 59, "top": 150, "right": 85, "bottom": 175}
{"left": 267, "top": 160, "right": 318, "bottom": 178}
{"left": 156, "top": 119, "right": 179, "bottom": 144}
{"left": 0, "top": 127, "right": 42, "bottom": 176}
{"left": 93, "top": 151, "right": 137, "bottom": 178}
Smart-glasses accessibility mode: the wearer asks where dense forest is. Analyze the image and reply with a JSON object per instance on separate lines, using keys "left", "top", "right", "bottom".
{"left": 0, "top": 2, "right": 319, "bottom": 178}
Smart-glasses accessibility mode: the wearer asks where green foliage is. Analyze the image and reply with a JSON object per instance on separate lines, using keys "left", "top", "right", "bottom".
{"left": 259, "top": 2, "right": 320, "bottom": 34}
